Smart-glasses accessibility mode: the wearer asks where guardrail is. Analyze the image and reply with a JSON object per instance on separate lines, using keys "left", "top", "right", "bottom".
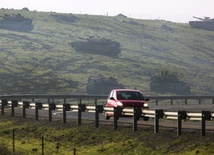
{"left": 0, "top": 94, "right": 214, "bottom": 105}
{"left": 0, "top": 99, "right": 214, "bottom": 137}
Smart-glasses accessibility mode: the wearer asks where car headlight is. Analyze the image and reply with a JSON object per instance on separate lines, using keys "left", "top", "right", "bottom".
{"left": 143, "top": 103, "right": 148, "bottom": 108}
{"left": 117, "top": 101, "right": 123, "bottom": 106}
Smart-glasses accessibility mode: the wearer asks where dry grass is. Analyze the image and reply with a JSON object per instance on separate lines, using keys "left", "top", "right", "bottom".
{"left": 0, "top": 115, "right": 214, "bottom": 155}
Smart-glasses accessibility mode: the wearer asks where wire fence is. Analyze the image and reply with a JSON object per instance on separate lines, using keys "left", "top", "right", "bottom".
{"left": 0, "top": 128, "right": 78, "bottom": 155}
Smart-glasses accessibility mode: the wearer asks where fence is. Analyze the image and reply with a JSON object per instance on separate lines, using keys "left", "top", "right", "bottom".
{"left": 0, "top": 94, "right": 214, "bottom": 137}
{"left": 5, "top": 128, "right": 78, "bottom": 155}
{"left": 0, "top": 94, "right": 214, "bottom": 105}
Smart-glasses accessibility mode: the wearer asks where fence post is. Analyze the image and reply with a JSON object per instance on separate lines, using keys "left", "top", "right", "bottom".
{"left": 155, "top": 100, "right": 158, "bottom": 105}
{"left": 49, "top": 103, "right": 56, "bottom": 122}
{"left": 13, "top": 129, "right": 15, "bottom": 153}
{"left": 133, "top": 107, "right": 141, "bottom": 131}
{"left": 63, "top": 104, "right": 70, "bottom": 124}
{"left": 94, "top": 99, "right": 97, "bottom": 105}
{"left": 11, "top": 100, "right": 18, "bottom": 117}
{"left": 170, "top": 99, "right": 173, "bottom": 105}
{"left": 95, "top": 105, "right": 103, "bottom": 128}
{"left": 201, "top": 111, "right": 211, "bottom": 136}
{"left": 177, "top": 110, "right": 187, "bottom": 136}
{"left": 35, "top": 102, "right": 42, "bottom": 120}
{"left": 113, "top": 106, "right": 122, "bottom": 130}
{"left": 73, "top": 148, "right": 76, "bottom": 155}
{"left": 79, "top": 98, "right": 82, "bottom": 104}
{"left": 154, "top": 109, "right": 163, "bottom": 133}
{"left": 42, "top": 136, "right": 44, "bottom": 155}
{"left": 78, "top": 104, "right": 86, "bottom": 125}
{"left": 185, "top": 99, "right": 187, "bottom": 105}
{"left": 63, "top": 104, "right": 67, "bottom": 124}
{"left": 22, "top": 101, "right": 29, "bottom": 118}
{"left": 1, "top": 99, "right": 7, "bottom": 115}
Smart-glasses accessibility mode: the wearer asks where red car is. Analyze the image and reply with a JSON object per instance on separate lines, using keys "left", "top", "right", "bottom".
{"left": 104, "top": 89, "right": 149, "bottom": 120}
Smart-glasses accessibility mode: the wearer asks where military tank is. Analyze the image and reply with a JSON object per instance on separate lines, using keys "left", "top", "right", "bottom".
{"left": 150, "top": 71, "right": 191, "bottom": 95}
{"left": 86, "top": 75, "right": 124, "bottom": 95}
{"left": 71, "top": 37, "right": 121, "bottom": 57}
{"left": 0, "top": 13, "right": 34, "bottom": 32}
{"left": 189, "top": 16, "right": 214, "bottom": 31}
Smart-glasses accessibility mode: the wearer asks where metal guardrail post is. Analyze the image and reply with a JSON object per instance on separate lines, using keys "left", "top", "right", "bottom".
{"left": 133, "top": 107, "right": 142, "bottom": 131}
{"left": 154, "top": 109, "right": 163, "bottom": 133}
{"left": 11, "top": 100, "right": 18, "bottom": 117}
{"left": 177, "top": 111, "right": 187, "bottom": 136}
{"left": 201, "top": 111, "right": 211, "bottom": 136}
{"left": 113, "top": 106, "right": 122, "bottom": 130}
{"left": 95, "top": 105, "right": 103, "bottom": 128}
{"left": 35, "top": 102, "right": 42, "bottom": 120}
{"left": 48, "top": 103, "right": 56, "bottom": 122}
{"left": 79, "top": 99, "right": 82, "bottom": 104}
{"left": 63, "top": 104, "right": 70, "bottom": 124}
{"left": 78, "top": 104, "right": 86, "bottom": 125}
{"left": 1, "top": 99, "right": 7, "bottom": 115}
{"left": 155, "top": 100, "right": 158, "bottom": 105}
{"left": 170, "top": 99, "right": 173, "bottom": 105}
{"left": 185, "top": 99, "right": 187, "bottom": 105}
{"left": 23, "top": 101, "right": 29, "bottom": 118}
{"left": 94, "top": 99, "right": 97, "bottom": 105}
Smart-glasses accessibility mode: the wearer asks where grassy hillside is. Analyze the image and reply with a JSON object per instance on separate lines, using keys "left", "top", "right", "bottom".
{"left": 0, "top": 115, "right": 214, "bottom": 155}
{"left": 0, "top": 9, "right": 213, "bottom": 95}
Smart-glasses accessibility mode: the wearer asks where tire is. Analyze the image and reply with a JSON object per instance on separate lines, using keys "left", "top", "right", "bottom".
{"left": 104, "top": 113, "right": 110, "bottom": 120}
{"left": 143, "top": 117, "right": 149, "bottom": 121}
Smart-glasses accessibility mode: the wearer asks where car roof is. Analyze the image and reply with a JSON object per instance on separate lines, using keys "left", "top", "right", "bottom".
{"left": 112, "top": 89, "right": 141, "bottom": 92}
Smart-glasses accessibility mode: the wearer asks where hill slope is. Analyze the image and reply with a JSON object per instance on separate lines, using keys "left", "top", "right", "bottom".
{"left": 0, "top": 9, "right": 213, "bottom": 95}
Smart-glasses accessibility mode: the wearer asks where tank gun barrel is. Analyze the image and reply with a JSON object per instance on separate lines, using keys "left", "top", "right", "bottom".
{"left": 193, "top": 16, "right": 204, "bottom": 20}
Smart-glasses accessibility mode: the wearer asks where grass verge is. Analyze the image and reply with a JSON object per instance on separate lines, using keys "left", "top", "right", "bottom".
{"left": 0, "top": 115, "right": 214, "bottom": 155}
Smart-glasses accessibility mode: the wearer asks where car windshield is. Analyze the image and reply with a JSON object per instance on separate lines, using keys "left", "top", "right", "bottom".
{"left": 117, "top": 91, "right": 144, "bottom": 100}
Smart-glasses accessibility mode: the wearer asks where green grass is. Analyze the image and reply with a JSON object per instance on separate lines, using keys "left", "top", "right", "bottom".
{"left": 0, "top": 115, "right": 214, "bottom": 155}
{"left": 0, "top": 9, "right": 213, "bottom": 95}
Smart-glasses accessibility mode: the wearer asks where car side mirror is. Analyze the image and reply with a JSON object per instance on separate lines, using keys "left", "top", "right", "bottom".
{"left": 110, "top": 97, "right": 115, "bottom": 100}
{"left": 145, "top": 98, "right": 149, "bottom": 101}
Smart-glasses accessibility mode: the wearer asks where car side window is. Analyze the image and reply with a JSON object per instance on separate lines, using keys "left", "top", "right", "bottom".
{"left": 112, "top": 91, "right": 117, "bottom": 99}
{"left": 108, "top": 91, "right": 114, "bottom": 99}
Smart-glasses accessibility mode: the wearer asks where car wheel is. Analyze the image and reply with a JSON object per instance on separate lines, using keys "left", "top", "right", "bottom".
{"left": 143, "top": 117, "right": 149, "bottom": 121}
{"left": 104, "top": 113, "right": 110, "bottom": 120}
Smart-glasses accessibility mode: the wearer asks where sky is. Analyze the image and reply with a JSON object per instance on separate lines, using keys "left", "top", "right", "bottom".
{"left": 1, "top": 0, "right": 214, "bottom": 23}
